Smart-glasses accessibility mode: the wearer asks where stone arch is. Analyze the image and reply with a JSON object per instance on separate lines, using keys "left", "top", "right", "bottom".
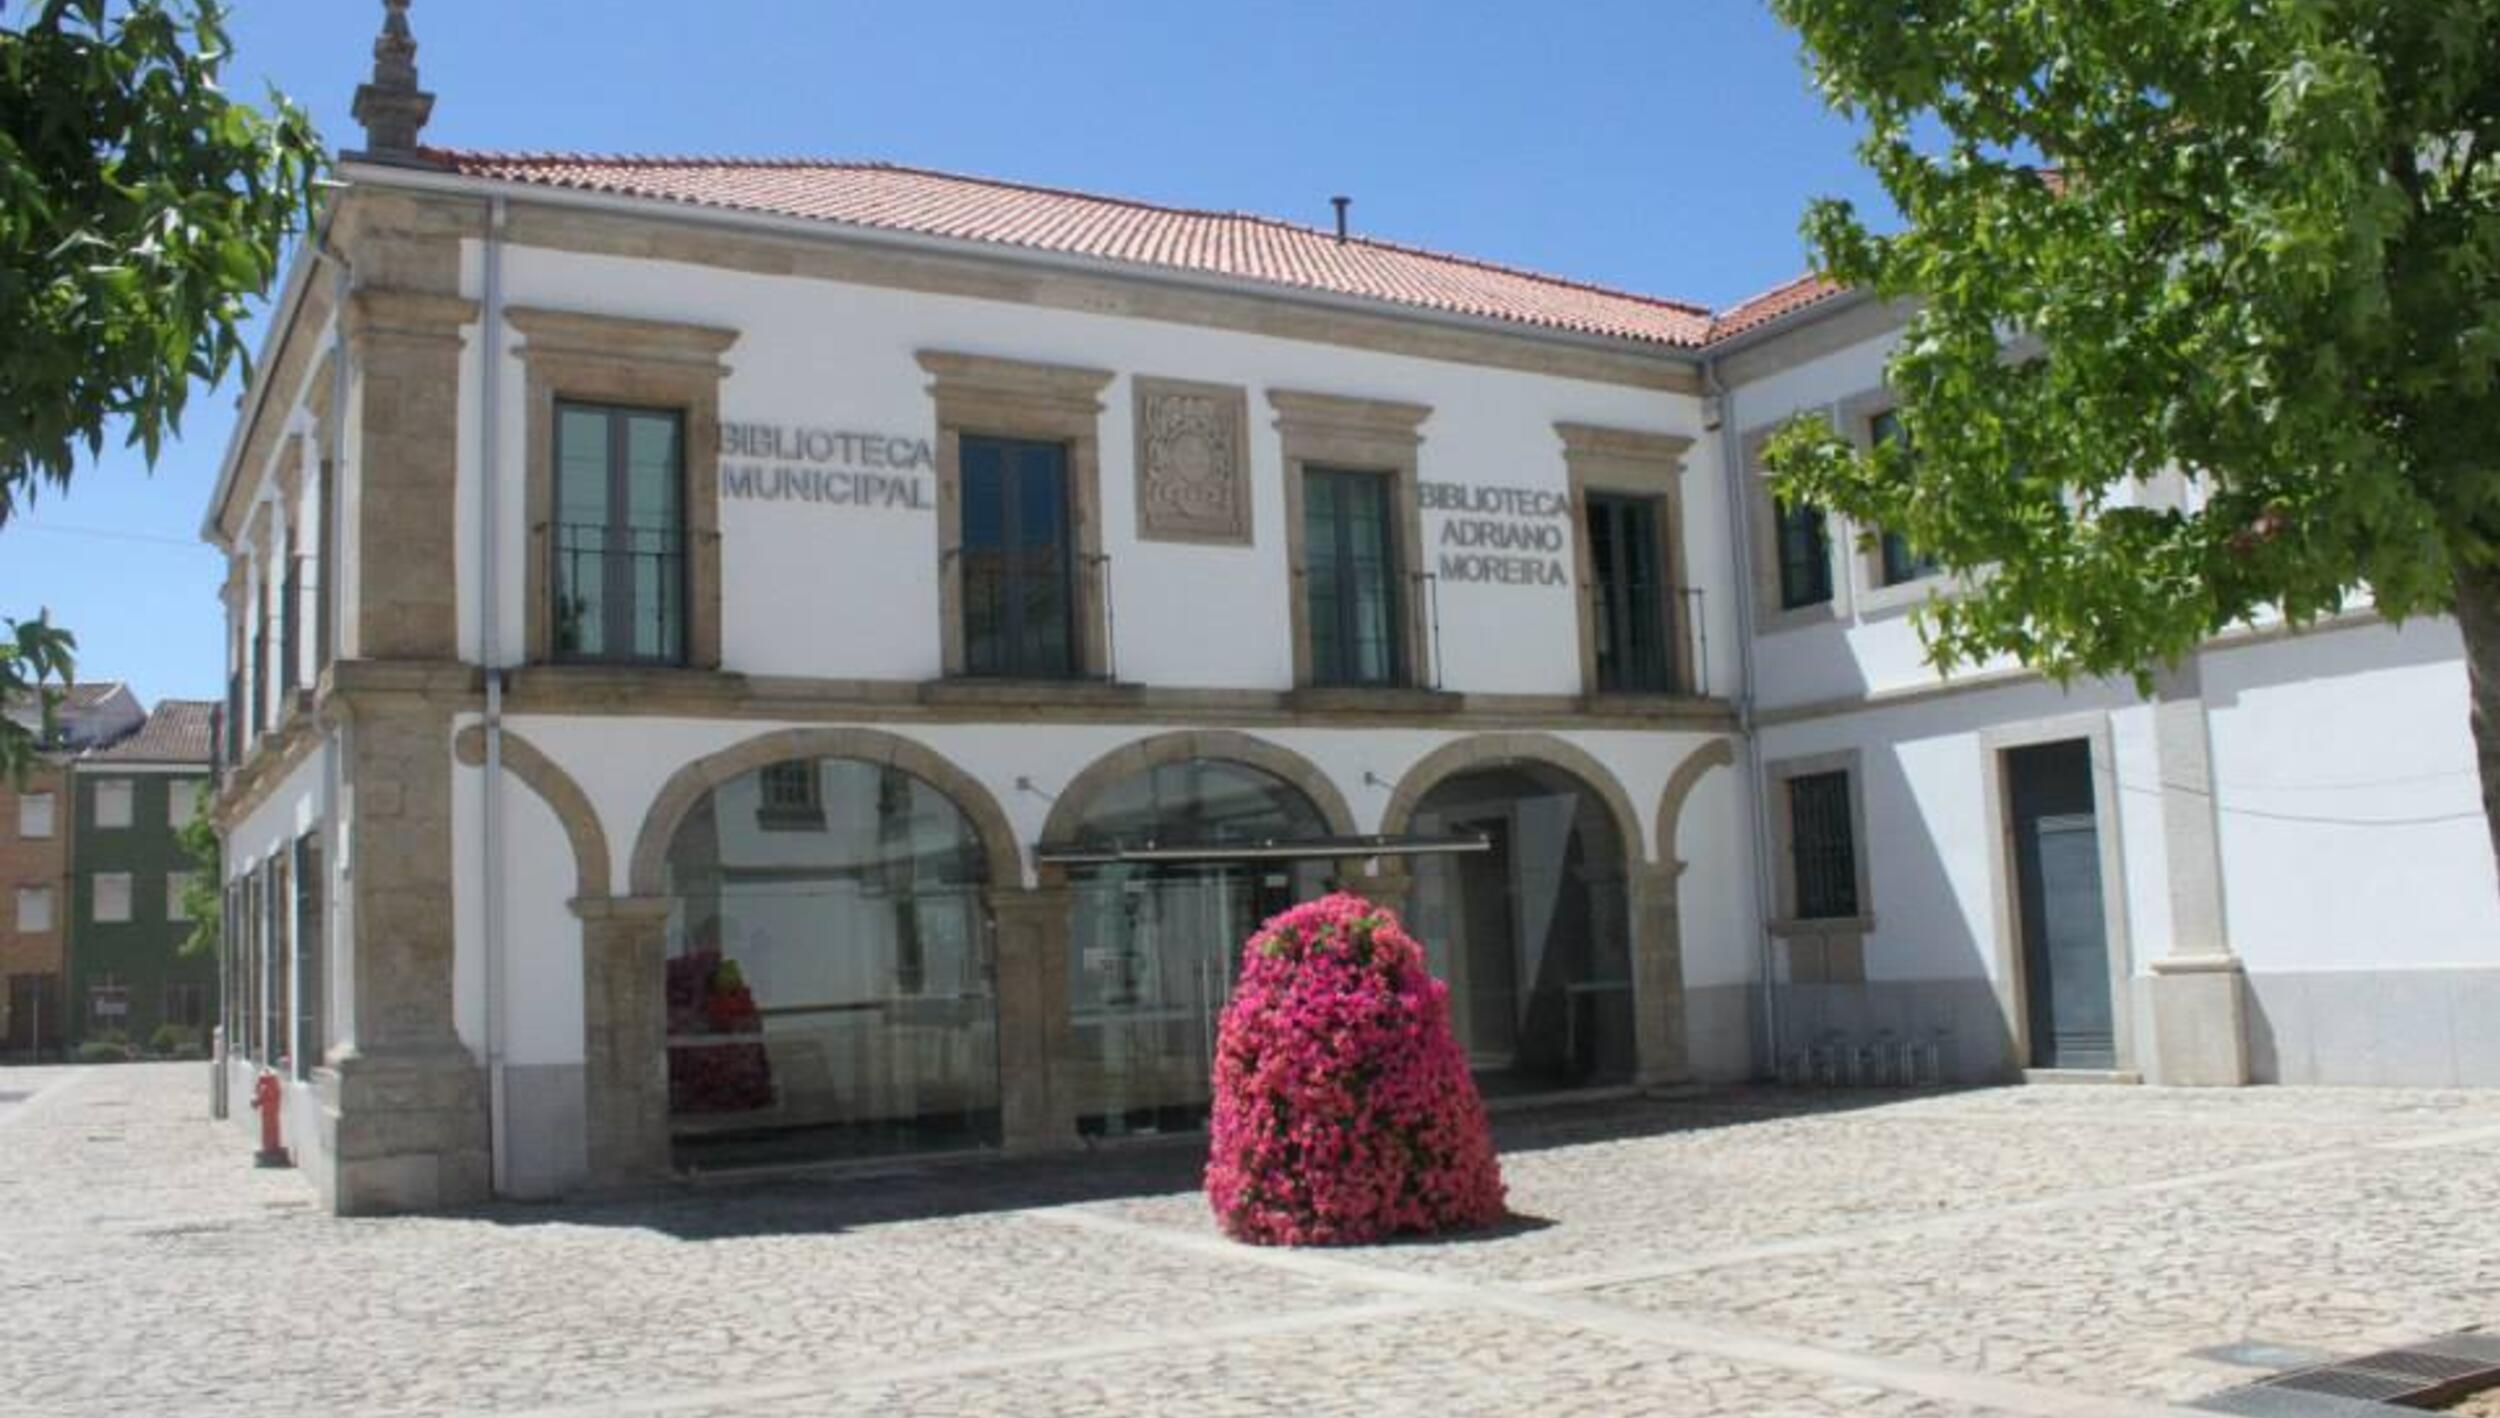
{"left": 1037, "top": 729, "right": 1360, "bottom": 847}
{"left": 1379, "top": 732, "right": 1649, "bottom": 866}
{"left": 455, "top": 724, "right": 612, "bottom": 900}
{"left": 626, "top": 726, "right": 1023, "bottom": 897}
{"left": 1655, "top": 738, "right": 1737, "bottom": 874}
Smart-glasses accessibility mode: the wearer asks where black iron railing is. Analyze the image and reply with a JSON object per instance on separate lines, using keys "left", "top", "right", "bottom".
{"left": 550, "top": 521, "right": 686, "bottom": 665}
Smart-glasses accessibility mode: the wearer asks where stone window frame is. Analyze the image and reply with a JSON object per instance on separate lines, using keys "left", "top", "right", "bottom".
{"left": 918, "top": 351, "right": 1117, "bottom": 681}
{"left": 509, "top": 306, "right": 740, "bottom": 671}
{"left": 1835, "top": 387, "right": 1947, "bottom": 617}
{"left": 1977, "top": 710, "right": 2138, "bottom": 1074}
{"left": 1764, "top": 748, "right": 1873, "bottom": 986}
{"left": 1131, "top": 375, "right": 1253, "bottom": 547}
{"left": 1268, "top": 389, "right": 1434, "bottom": 693}
{"left": 1742, "top": 419, "right": 1850, "bottom": 635}
{"left": 1558, "top": 422, "right": 1697, "bottom": 703}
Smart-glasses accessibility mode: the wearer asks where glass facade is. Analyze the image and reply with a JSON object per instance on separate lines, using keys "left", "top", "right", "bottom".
{"left": 1406, "top": 764, "right": 1635, "bottom": 1092}
{"left": 1304, "top": 466, "right": 1402, "bottom": 686}
{"left": 960, "top": 435, "right": 1077, "bottom": 678}
{"left": 662, "top": 758, "right": 997, "bottom": 1163}
{"left": 1065, "top": 760, "right": 1333, "bottom": 1135}
{"left": 553, "top": 401, "right": 686, "bottom": 664}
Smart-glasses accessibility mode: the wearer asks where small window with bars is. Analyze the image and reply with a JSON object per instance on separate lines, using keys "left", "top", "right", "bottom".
{"left": 1787, "top": 770, "right": 1860, "bottom": 920}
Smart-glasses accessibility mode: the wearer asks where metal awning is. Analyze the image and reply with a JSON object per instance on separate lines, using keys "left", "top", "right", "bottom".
{"left": 1032, "top": 832, "right": 1491, "bottom": 867}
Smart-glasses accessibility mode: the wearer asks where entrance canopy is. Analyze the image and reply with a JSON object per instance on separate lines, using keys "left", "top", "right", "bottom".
{"left": 1035, "top": 831, "right": 1492, "bottom": 867}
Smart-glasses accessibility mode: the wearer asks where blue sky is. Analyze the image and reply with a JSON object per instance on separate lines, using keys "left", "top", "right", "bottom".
{"left": 0, "top": 0, "right": 1886, "bottom": 706}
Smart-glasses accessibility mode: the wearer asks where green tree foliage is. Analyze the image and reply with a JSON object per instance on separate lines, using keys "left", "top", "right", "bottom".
{"left": 1765, "top": 0, "right": 2500, "bottom": 861}
{"left": 175, "top": 778, "right": 217, "bottom": 958}
{"left": 0, "top": 0, "right": 321, "bottom": 782}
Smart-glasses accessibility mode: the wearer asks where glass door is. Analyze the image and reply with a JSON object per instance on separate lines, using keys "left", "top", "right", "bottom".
{"left": 1068, "top": 862, "right": 1311, "bottom": 1136}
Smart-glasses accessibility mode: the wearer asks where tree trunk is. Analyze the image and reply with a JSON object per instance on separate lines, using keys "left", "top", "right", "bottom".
{"left": 2452, "top": 563, "right": 2500, "bottom": 873}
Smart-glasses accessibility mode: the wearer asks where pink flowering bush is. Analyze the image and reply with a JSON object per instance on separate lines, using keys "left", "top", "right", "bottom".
{"left": 1204, "top": 892, "right": 1507, "bottom": 1245}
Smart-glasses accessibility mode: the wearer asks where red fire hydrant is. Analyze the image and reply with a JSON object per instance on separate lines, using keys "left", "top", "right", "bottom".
{"left": 252, "top": 1069, "right": 291, "bottom": 1169}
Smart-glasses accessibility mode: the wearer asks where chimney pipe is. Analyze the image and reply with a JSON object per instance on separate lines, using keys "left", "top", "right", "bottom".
{"left": 1330, "top": 195, "right": 1350, "bottom": 244}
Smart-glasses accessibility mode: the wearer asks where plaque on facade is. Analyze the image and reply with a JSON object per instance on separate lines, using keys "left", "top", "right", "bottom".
{"left": 1133, "top": 376, "right": 1252, "bottom": 545}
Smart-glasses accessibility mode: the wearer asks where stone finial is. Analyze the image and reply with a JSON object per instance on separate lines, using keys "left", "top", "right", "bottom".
{"left": 350, "top": 0, "right": 436, "bottom": 159}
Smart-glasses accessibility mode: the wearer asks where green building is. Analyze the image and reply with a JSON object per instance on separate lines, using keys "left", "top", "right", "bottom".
{"left": 67, "top": 701, "right": 217, "bottom": 1051}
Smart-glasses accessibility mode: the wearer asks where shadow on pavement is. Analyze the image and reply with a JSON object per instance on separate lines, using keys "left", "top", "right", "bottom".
{"left": 462, "top": 1086, "right": 1980, "bottom": 1242}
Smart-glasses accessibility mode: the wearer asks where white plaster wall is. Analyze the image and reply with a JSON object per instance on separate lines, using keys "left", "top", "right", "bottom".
{"left": 450, "top": 731, "right": 585, "bottom": 1066}
{"left": 222, "top": 746, "right": 327, "bottom": 880}
{"left": 1726, "top": 323, "right": 2049, "bottom": 712}
{"left": 459, "top": 244, "right": 1733, "bottom": 698}
{"left": 1758, "top": 675, "right": 2169, "bottom": 992}
{"left": 2202, "top": 620, "right": 2499, "bottom": 974}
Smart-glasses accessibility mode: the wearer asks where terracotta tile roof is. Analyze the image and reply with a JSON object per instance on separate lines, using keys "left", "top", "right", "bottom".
{"left": 1707, "top": 273, "right": 1852, "bottom": 341}
{"left": 424, "top": 151, "right": 1722, "bottom": 349}
{"left": 82, "top": 700, "right": 216, "bottom": 766}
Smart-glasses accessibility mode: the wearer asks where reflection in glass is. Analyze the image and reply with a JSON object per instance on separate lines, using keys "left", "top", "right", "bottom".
{"left": 1406, "top": 764, "right": 1634, "bottom": 1092}
{"left": 1065, "top": 760, "right": 1333, "bottom": 1135}
{"left": 663, "top": 758, "right": 996, "bottom": 1163}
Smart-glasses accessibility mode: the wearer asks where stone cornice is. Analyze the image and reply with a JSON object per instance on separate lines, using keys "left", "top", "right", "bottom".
{"left": 1555, "top": 421, "right": 1694, "bottom": 467}
{"left": 506, "top": 305, "right": 740, "bottom": 368}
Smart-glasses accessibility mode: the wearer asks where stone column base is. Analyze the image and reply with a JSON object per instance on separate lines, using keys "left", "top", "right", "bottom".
{"left": 317, "top": 1042, "right": 491, "bottom": 1214}
{"left": 2149, "top": 956, "right": 2251, "bottom": 1087}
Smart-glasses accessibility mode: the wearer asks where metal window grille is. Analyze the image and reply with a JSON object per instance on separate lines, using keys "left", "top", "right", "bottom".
{"left": 1788, "top": 771, "right": 1859, "bottom": 919}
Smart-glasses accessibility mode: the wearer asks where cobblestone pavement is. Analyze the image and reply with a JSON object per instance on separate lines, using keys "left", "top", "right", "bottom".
{"left": 4, "top": 1065, "right": 2498, "bottom": 1417}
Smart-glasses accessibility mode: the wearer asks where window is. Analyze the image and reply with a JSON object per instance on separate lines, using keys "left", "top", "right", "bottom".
{"left": 1869, "top": 409, "right": 1939, "bottom": 587}
{"left": 166, "top": 873, "right": 192, "bottom": 923}
{"left": 92, "top": 873, "right": 132, "bottom": 924}
{"left": 92, "top": 780, "right": 132, "bottom": 830}
{"left": 1787, "top": 771, "right": 1860, "bottom": 920}
{"left": 293, "top": 832, "right": 324, "bottom": 1075}
{"left": 14, "top": 886, "right": 52, "bottom": 933}
{"left": 281, "top": 554, "right": 304, "bottom": 696}
{"left": 552, "top": 401, "right": 687, "bottom": 665}
{"left": 17, "top": 793, "right": 53, "bottom": 840}
{"left": 1587, "top": 493, "right": 1674, "bottom": 693}
{"left": 1774, "top": 496, "right": 1833, "bottom": 610}
{"left": 163, "top": 982, "right": 208, "bottom": 1029}
{"left": 1303, "top": 466, "right": 1403, "bottom": 687}
{"left": 316, "top": 454, "right": 336, "bottom": 672}
{"left": 756, "top": 760, "right": 824, "bottom": 831}
{"left": 958, "top": 434, "right": 1077, "bottom": 678}
{"left": 168, "top": 783, "right": 199, "bottom": 831}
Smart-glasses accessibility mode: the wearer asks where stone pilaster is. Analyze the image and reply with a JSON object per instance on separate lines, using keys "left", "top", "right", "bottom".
{"left": 991, "top": 885, "right": 1078, "bottom": 1153}
{"left": 339, "top": 286, "right": 475, "bottom": 660}
{"left": 1630, "top": 861, "right": 1691, "bottom": 1088}
{"left": 575, "top": 896, "right": 672, "bottom": 1183}
{"left": 321, "top": 669, "right": 489, "bottom": 1213}
{"left": 2147, "top": 661, "right": 2251, "bottom": 1086}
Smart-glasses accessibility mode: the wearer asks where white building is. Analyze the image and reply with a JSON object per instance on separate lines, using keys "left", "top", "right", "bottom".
{"left": 206, "top": 7, "right": 2500, "bottom": 1213}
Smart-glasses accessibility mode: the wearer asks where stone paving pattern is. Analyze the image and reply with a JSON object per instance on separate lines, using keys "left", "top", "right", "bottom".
{"left": 3, "top": 1064, "right": 2498, "bottom": 1416}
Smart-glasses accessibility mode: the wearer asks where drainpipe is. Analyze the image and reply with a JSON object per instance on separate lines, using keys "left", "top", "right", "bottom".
{"left": 478, "top": 196, "right": 511, "bottom": 1194}
{"left": 1702, "top": 358, "right": 1783, "bottom": 1081}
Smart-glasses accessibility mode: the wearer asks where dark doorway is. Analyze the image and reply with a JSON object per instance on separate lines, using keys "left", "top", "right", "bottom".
{"left": 5, "top": 974, "right": 60, "bottom": 1060}
{"left": 2006, "top": 740, "right": 2115, "bottom": 1069}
